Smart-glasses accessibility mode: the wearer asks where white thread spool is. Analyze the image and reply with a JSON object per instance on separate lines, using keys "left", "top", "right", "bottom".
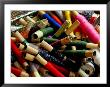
{"left": 78, "top": 68, "right": 89, "bottom": 77}
{"left": 81, "top": 62, "right": 95, "bottom": 76}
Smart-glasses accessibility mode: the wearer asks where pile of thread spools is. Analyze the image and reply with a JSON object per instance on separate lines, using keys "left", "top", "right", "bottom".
{"left": 11, "top": 10, "right": 100, "bottom": 77}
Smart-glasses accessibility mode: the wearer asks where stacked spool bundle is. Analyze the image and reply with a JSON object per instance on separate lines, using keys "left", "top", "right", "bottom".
{"left": 11, "top": 10, "right": 100, "bottom": 77}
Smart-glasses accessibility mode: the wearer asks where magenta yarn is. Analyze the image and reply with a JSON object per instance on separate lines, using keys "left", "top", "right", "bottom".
{"left": 74, "top": 14, "right": 100, "bottom": 44}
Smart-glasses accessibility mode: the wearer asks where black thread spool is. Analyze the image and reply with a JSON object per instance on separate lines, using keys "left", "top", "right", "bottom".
{"left": 63, "top": 58, "right": 82, "bottom": 72}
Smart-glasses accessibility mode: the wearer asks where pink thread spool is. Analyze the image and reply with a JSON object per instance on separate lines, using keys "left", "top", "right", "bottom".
{"left": 72, "top": 11, "right": 100, "bottom": 44}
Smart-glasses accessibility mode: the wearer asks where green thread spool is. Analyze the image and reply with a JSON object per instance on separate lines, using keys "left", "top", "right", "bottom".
{"left": 43, "top": 37, "right": 58, "bottom": 43}
{"left": 63, "top": 50, "right": 96, "bottom": 58}
{"left": 40, "top": 27, "right": 54, "bottom": 36}
{"left": 67, "top": 41, "right": 98, "bottom": 49}
{"left": 63, "top": 50, "right": 85, "bottom": 58}
{"left": 67, "top": 41, "right": 87, "bottom": 49}
{"left": 32, "top": 27, "right": 54, "bottom": 39}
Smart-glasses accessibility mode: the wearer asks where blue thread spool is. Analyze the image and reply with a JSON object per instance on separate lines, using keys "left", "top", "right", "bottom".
{"left": 39, "top": 49, "right": 64, "bottom": 67}
{"left": 39, "top": 11, "right": 61, "bottom": 29}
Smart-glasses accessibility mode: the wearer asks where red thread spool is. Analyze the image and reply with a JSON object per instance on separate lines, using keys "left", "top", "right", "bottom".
{"left": 44, "top": 62, "right": 65, "bottom": 77}
{"left": 51, "top": 37, "right": 71, "bottom": 48}
{"left": 50, "top": 62, "right": 69, "bottom": 76}
{"left": 11, "top": 67, "right": 21, "bottom": 76}
{"left": 11, "top": 39, "right": 28, "bottom": 67}
{"left": 35, "top": 54, "right": 65, "bottom": 77}
{"left": 11, "top": 67, "right": 29, "bottom": 77}
{"left": 51, "top": 39, "right": 61, "bottom": 47}
{"left": 89, "top": 17, "right": 97, "bottom": 25}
